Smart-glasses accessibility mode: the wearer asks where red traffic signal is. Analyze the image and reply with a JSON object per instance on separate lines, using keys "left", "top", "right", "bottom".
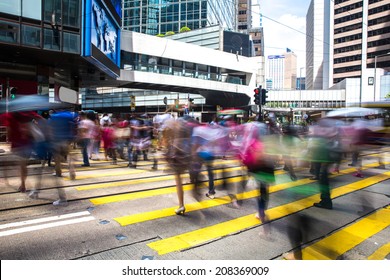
{"left": 254, "top": 88, "right": 259, "bottom": 94}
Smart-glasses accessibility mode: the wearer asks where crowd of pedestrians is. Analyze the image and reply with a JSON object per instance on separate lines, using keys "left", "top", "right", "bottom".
{"left": 0, "top": 107, "right": 385, "bottom": 260}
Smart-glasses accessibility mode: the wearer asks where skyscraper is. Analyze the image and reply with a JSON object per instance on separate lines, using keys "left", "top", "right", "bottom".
{"left": 306, "top": 0, "right": 390, "bottom": 89}
{"left": 333, "top": 0, "right": 390, "bottom": 85}
{"left": 306, "top": 0, "right": 333, "bottom": 90}
{"left": 122, "top": 0, "right": 237, "bottom": 35}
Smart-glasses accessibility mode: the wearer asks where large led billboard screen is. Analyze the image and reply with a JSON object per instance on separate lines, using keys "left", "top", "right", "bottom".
{"left": 82, "top": 0, "right": 121, "bottom": 78}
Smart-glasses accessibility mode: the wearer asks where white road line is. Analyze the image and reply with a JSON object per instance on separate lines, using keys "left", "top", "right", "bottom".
{"left": 0, "top": 211, "right": 92, "bottom": 230}
{"left": 0, "top": 216, "right": 95, "bottom": 237}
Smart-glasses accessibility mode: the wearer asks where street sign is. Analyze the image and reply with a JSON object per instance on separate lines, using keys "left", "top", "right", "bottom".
{"left": 130, "top": 95, "right": 135, "bottom": 111}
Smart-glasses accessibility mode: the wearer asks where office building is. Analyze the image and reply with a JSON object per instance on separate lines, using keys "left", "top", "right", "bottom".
{"left": 122, "top": 0, "right": 237, "bottom": 35}
{"left": 306, "top": 0, "right": 333, "bottom": 90}
{"left": 306, "top": 0, "right": 390, "bottom": 91}
{"left": 267, "top": 49, "right": 297, "bottom": 90}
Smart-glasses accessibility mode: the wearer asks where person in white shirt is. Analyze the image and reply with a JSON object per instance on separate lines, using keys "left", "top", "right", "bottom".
{"left": 78, "top": 111, "right": 95, "bottom": 167}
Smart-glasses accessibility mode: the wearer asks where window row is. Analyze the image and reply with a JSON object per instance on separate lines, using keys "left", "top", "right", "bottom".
{"left": 334, "top": 33, "right": 362, "bottom": 44}
{"left": 334, "top": 43, "right": 361, "bottom": 54}
{"left": 335, "top": 1, "right": 363, "bottom": 15}
{"left": 334, "top": 12, "right": 362, "bottom": 24}
{"left": 0, "top": 21, "right": 79, "bottom": 53}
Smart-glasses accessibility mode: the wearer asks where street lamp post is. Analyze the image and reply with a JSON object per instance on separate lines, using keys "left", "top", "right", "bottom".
{"left": 374, "top": 52, "right": 390, "bottom": 102}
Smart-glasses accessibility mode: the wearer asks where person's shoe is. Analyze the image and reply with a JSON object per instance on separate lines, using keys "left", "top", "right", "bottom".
{"left": 330, "top": 168, "right": 339, "bottom": 174}
{"left": 81, "top": 164, "right": 90, "bottom": 167}
{"left": 28, "top": 191, "right": 39, "bottom": 199}
{"left": 313, "top": 202, "right": 332, "bottom": 209}
{"left": 69, "top": 172, "right": 76, "bottom": 180}
{"left": 205, "top": 193, "right": 215, "bottom": 199}
{"left": 309, "top": 176, "right": 319, "bottom": 180}
{"left": 18, "top": 186, "right": 26, "bottom": 193}
{"left": 290, "top": 174, "right": 297, "bottom": 181}
{"left": 174, "top": 206, "right": 185, "bottom": 215}
{"left": 353, "top": 172, "right": 364, "bottom": 178}
{"left": 53, "top": 199, "right": 68, "bottom": 206}
{"left": 348, "top": 163, "right": 356, "bottom": 166}
{"left": 282, "top": 252, "right": 302, "bottom": 260}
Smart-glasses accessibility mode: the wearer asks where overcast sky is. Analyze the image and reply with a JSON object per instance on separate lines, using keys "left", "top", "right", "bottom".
{"left": 252, "top": 0, "right": 312, "bottom": 73}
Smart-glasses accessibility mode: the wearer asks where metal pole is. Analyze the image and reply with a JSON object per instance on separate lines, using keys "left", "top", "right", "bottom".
{"left": 374, "top": 55, "right": 377, "bottom": 102}
{"left": 299, "top": 67, "right": 303, "bottom": 108}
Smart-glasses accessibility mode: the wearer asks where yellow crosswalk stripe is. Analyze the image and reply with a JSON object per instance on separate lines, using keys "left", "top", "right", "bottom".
{"left": 108, "top": 161, "right": 388, "bottom": 221}
{"left": 146, "top": 172, "right": 390, "bottom": 255}
{"left": 67, "top": 159, "right": 240, "bottom": 180}
{"left": 367, "top": 242, "right": 390, "bottom": 260}
{"left": 302, "top": 206, "right": 390, "bottom": 260}
{"left": 79, "top": 166, "right": 243, "bottom": 191}
{"left": 93, "top": 178, "right": 245, "bottom": 205}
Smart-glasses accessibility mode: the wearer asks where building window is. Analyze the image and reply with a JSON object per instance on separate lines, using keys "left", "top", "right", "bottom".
{"left": 22, "top": 25, "right": 41, "bottom": 47}
{"left": 0, "top": 21, "right": 19, "bottom": 44}
{"left": 44, "top": 28, "right": 61, "bottom": 50}
{"left": 63, "top": 32, "right": 79, "bottom": 53}
{"left": 62, "top": 0, "right": 81, "bottom": 28}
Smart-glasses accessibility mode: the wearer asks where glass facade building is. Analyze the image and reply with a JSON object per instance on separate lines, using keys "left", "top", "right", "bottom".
{"left": 122, "top": 0, "right": 237, "bottom": 35}
{"left": 0, "top": 0, "right": 81, "bottom": 53}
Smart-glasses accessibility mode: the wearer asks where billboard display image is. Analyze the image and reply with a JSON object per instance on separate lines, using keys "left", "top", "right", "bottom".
{"left": 91, "top": 0, "right": 118, "bottom": 61}
{"left": 82, "top": 0, "right": 120, "bottom": 77}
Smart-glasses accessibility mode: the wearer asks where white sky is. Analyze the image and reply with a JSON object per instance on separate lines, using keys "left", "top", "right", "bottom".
{"left": 252, "top": 0, "right": 312, "bottom": 73}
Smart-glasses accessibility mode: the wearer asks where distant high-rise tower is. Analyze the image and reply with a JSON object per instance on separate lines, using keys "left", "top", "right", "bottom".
{"left": 267, "top": 49, "right": 297, "bottom": 90}
{"left": 122, "top": 0, "right": 237, "bottom": 35}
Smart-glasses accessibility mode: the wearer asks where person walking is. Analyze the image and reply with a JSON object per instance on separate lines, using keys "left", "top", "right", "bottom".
{"left": 77, "top": 111, "right": 95, "bottom": 167}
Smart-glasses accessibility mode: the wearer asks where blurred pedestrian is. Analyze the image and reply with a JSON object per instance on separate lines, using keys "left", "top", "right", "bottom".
{"left": 162, "top": 116, "right": 194, "bottom": 215}
{"left": 77, "top": 111, "right": 95, "bottom": 167}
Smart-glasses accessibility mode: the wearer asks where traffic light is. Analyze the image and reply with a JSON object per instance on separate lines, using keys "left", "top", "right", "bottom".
{"left": 254, "top": 86, "right": 261, "bottom": 105}
{"left": 9, "top": 87, "right": 17, "bottom": 100}
{"left": 261, "top": 88, "right": 268, "bottom": 105}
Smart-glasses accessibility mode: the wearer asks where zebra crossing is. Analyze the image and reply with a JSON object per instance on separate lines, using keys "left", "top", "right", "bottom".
{"left": 0, "top": 153, "right": 389, "bottom": 260}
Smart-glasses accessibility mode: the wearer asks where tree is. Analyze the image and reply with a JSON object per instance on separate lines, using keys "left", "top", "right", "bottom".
{"left": 179, "top": 26, "right": 191, "bottom": 33}
{"left": 385, "top": 93, "right": 390, "bottom": 99}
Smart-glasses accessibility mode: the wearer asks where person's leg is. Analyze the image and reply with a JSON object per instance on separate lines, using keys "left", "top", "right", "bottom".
{"left": 314, "top": 163, "right": 332, "bottom": 209}
{"left": 205, "top": 159, "right": 215, "bottom": 198}
{"left": 174, "top": 172, "right": 185, "bottom": 215}
{"left": 81, "top": 139, "right": 90, "bottom": 166}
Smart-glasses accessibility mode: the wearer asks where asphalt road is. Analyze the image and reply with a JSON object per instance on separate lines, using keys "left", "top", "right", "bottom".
{"left": 0, "top": 147, "right": 389, "bottom": 261}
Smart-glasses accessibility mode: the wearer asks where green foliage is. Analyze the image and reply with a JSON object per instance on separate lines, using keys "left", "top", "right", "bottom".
{"left": 385, "top": 93, "right": 390, "bottom": 99}
{"left": 165, "top": 31, "right": 175, "bottom": 36}
{"left": 179, "top": 26, "right": 191, "bottom": 33}
{"left": 156, "top": 34, "right": 165, "bottom": 37}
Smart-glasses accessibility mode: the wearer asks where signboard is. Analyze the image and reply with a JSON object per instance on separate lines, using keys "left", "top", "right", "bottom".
{"left": 82, "top": 0, "right": 121, "bottom": 78}
{"left": 268, "top": 55, "right": 285, "bottom": 59}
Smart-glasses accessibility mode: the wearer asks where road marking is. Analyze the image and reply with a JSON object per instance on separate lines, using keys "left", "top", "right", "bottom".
{"left": 79, "top": 166, "right": 243, "bottom": 191}
{"left": 68, "top": 159, "right": 241, "bottom": 180}
{"left": 146, "top": 172, "right": 390, "bottom": 255}
{"left": 0, "top": 213, "right": 95, "bottom": 237}
{"left": 367, "top": 242, "right": 390, "bottom": 260}
{"left": 0, "top": 211, "right": 92, "bottom": 230}
{"left": 110, "top": 161, "right": 389, "bottom": 225}
{"left": 302, "top": 206, "right": 390, "bottom": 260}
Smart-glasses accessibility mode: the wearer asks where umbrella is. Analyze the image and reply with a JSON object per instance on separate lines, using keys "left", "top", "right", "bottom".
{"left": 326, "top": 107, "right": 383, "bottom": 118}
{"left": 0, "top": 95, "right": 71, "bottom": 113}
